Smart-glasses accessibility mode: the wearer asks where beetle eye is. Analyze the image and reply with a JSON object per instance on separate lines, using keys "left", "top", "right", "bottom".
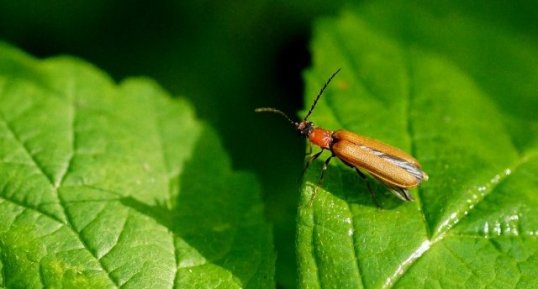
{"left": 297, "top": 122, "right": 313, "bottom": 137}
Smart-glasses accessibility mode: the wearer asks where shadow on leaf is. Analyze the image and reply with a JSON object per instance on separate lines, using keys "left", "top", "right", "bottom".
{"left": 121, "top": 125, "right": 268, "bottom": 284}
{"left": 306, "top": 160, "right": 406, "bottom": 210}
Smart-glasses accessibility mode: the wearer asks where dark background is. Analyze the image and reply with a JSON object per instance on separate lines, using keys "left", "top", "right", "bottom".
{"left": 1, "top": 1, "right": 535, "bottom": 288}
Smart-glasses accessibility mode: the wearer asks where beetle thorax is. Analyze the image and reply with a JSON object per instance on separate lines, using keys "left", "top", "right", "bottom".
{"left": 308, "top": 127, "right": 333, "bottom": 149}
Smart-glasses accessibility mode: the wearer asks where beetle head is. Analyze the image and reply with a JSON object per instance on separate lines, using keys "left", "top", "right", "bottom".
{"left": 296, "top": 121, "right": 314, "bottom": 138}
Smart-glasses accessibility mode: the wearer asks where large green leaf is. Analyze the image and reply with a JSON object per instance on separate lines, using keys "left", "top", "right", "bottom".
{"left": 297, "top": 10, "right": 537, "bottom": 289}
{"left": 0, "top": 43, "right": 274, "bottom": 288}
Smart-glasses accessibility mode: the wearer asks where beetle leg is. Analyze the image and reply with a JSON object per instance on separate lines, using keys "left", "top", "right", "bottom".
{"left": 355, "top": 168, "right": 380, "bottom": 207}
{"left": 388, "top": 187, "right": 413, "bottom": 201}
{"left": 303, "top": 149, "right": 323, "bottom": 176}
{"left": 308, "top": 154, "right": 334, "bottom": 207}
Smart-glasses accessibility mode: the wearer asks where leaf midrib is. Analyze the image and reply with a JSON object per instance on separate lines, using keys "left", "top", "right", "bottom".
{"left": 384, "top": 152, "right": 536, "bottom": 288}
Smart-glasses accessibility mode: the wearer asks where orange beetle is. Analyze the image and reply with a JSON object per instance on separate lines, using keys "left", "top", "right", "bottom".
{"left": 256, "top": 69, "right": 428, "bottom": 204}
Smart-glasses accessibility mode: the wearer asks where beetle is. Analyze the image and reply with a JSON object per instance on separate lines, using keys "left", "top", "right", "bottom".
{"left": 255, "top": 68, "right": 428, "bottom": 205}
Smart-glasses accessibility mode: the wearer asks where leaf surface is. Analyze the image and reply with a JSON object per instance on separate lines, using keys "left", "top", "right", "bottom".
{"left": 297, "top": 9, "right": 537, "bottom": 289}
{"left": 0, "top": 43, "right": 274, "bottom": 289}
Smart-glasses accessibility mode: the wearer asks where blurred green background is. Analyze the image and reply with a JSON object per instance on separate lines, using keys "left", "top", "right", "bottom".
{"left": 1, "top": 1, "right": 535, "bottom": 288}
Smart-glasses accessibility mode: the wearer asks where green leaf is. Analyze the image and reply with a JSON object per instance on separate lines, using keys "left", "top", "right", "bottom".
{"left": 297, "top": 9, "right": 537, "bottom": 289}
{"left": 0, "top": 43, "right": 274, "bottom": 289}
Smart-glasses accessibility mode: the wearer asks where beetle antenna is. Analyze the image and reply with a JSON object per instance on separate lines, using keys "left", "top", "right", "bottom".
{"left": 255, "top": 107, "right": 296, "bottom": 126}
{"left": 303, "top": 68, "right": 341, "bottom": 121}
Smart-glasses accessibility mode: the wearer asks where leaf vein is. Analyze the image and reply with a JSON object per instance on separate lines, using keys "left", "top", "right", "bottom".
{"left": 58, "top": 192, "right": 120, "bottom": 288}
{"left": 385, "top": 154, "right": 536, "bottom": 288}
{"left": 99, "top": 210, "right": 129, "bottom": 262}
{"left": 55, "top": 87, "right": 75, "bottom": 188}
{"left": 434, "top": 153, "right": 535, "bottom": 239}
{"left": 0, "top": 195, "right": 63, "bottom": 223}
{"left": 0, "top": 113, "right": 56, "bottom": 186}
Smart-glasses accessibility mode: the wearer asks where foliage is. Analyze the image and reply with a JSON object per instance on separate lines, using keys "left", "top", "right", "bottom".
{"left": 0, "top": 43, "right": 273, "bottom": 288}
{"left": 298, "top": 8, "right": 537, "bottom": 289}
{"left": 0, "top": 1, "right": 537, "bottom": 288}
